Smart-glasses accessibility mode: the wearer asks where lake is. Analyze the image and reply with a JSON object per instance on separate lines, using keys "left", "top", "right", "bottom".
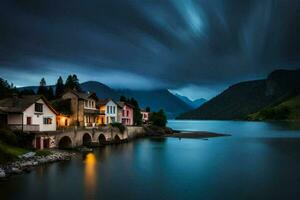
{"left": 1, "top": 120, "right": 300, "bottom": 200}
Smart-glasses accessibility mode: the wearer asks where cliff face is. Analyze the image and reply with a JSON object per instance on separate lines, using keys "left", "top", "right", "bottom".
{"left": 178, "top": 69, "right": 300, "bottom": 120}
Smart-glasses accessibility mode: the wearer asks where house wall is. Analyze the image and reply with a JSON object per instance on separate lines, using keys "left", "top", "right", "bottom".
{"left": 62, "top": 92, "right": 86, "bottom": 126}
{"left": 141, "top": 111, "right": 149, "bottom": 122}
{"left": 121, "top": 105, "right": 133, "bottom": 125}
{"left": 105, "top": 100, "right": 121, "bottom": 123}
{"left": 23, "top": 98, "right": 57, "bottom": 132}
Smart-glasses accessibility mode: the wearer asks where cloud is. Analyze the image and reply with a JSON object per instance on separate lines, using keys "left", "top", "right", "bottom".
{"left": 0, "top": 0, "right": 299, "bottom": 97}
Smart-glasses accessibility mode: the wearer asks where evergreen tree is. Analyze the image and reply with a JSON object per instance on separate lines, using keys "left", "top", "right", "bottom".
{"left": 65, "top": 74, "right": 81, "bottom": 91}
{"left": 146, "top": 106, "right": 151, "bottom": 112}
{"left": 55, "top": 76, "right": 64, "bottom": 98}
{"left": 129, "top": 98, "right": 142, "bottom": 125}
{"left": 48, "top": 86, "right": 55, "bottom": 100}
{"left": 119, "top": 95, "right": 127, "bottom": 102}
{"left": 64, "top": 75, "right": 74, "bottom": 90}
{"left": 0, "top": 78, "right": 15, "bottom": 99}
{"left": 72, "top": 74, "right": 81, "bottom": 91}
{"left": 37, "top": 78, "right": 48, "bottom": 97}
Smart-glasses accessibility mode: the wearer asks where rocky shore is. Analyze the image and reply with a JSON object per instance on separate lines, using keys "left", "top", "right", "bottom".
{"left": 0, "top": 150, "right": 75, "bottom": 179}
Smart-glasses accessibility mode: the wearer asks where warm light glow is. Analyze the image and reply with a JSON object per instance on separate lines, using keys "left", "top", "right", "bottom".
{"left": 84, "top": 153, "right": 97, "bottom": 199}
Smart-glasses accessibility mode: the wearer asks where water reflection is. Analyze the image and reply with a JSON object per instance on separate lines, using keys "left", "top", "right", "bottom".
{"left": 84, "top": 153, "right": 97, "bottom": 200}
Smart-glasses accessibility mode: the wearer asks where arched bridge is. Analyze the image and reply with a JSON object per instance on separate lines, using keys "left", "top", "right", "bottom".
{"left": 51, "top": 126, "right": 145, "bottom": 149}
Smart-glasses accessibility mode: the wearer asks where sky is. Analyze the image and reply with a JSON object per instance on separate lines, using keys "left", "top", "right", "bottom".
{"left": 0, "top": 0, "right": 300, "bottom": 100}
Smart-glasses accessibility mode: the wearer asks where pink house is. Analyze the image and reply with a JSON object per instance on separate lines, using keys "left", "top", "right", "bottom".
{"left": 118, "top": 102, "right": 134, "bottom": 126}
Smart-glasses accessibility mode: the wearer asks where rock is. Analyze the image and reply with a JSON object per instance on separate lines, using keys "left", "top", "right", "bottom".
{"left": 0, "top": 168, "right": 6, "bottom": 178}
{"left": 11, "top": 167, "right": 22, "bottom": 174}
{"left": 18, "top": 152, "right": 36, "bottom": 159}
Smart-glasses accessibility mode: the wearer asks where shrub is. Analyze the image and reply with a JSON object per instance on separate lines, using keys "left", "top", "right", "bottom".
{"left": 0, "top": 128, "right": 17, "bottom": 145}
{"left": 111, "top": 122, "right": 126, "bottom": 133}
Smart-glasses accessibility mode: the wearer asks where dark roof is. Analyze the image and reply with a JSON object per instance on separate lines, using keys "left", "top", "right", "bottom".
{"left": 97, "top": 98, "right": 122, "bottom": 108}
{"left": 117, "top": 101, "right": 135, "bottom": 109}
{"left": 64, "top": 90, "right": 98, "bottom": 100}
{"left": 0, "top": 95, "right": 58, "bottom": 114}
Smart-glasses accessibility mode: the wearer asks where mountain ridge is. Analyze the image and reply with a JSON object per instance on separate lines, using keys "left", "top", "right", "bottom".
{"left": 178, "top": 69, "right": 300, "bottom": 120}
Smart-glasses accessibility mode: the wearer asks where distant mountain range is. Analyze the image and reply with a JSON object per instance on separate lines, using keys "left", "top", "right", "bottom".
{"left": 174, "top": 93, "right": 207, "bottom": 109}
{"left": 178, "top": 69, "right": 300, "bottom": 120}
{"left": 18, "top": 81, "right": 196, "bottom": 118}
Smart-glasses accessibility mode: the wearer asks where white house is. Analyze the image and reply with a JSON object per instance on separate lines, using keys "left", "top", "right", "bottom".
{"left": 0, "top": 95, "right": 58, "bottom": 149}
{"left": 98, "top": 99, "right": 122, "bottom": 124}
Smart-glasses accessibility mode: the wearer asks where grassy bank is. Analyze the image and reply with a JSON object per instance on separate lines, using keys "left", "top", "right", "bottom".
{"left": 0, "top": 141, "right": 29, "bottom": 164}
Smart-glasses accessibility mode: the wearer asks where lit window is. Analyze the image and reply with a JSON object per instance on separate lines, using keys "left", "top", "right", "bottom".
{"left": 43, "top": 117, "right": 52, "bottom": 124}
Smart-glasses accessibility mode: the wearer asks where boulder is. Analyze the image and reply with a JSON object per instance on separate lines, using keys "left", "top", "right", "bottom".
{"left": 0, "top": 168, "right": 6, "bottom": 178}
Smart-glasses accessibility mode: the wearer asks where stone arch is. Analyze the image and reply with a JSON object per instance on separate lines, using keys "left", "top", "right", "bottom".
{"left": 82, "top": 133, "right": 92, "bottom": 146}
{"left": 58, "top": 136, "right": 72, "bottom": 149}
{"left": 114, "top": 135, "right": 121, "bottom": 144}
{"left": 98, "top": 134, "right": 107, "bottom": 145}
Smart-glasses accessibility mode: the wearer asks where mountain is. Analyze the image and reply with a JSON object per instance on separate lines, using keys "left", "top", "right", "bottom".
{"left": 119, "top": 89, "right": 192, "bottom": 119}
{"left": 19, "top": 81, "right": 192, "bottom": 118}
{"left": 80, "top": 81, "right": 119, "bottom": 99}
{"left": 178, "top": 69, "right": 300, "bottom": 120}
{"left": 174, "top": 93, "right": 206, "bottom": 108}
{"left": 248, "top": 95, "right": 300, "bottom": 121}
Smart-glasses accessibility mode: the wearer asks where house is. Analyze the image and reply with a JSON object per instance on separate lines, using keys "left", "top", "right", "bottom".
{"left": 62, "top": 90, "right": 99, "bottom": 128}
{"left": 141, "top": 109, "right": 150, "bottom": 123}
{"left": 0, "top": 95, "right": 58, "bottom": 149}
{"left": 97, "top": 99, "right": 122, "bottom": 125}
{"left": 118, "top": 101, "right": 134, "bottom": 126}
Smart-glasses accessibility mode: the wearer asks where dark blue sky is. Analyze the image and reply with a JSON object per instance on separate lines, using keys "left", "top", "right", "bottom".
{"left": 0, "top": 0, "right": 299, "bottom": 100}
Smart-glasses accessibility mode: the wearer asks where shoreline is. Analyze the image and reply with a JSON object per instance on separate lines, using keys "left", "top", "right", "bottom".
{"left": 0, "top": 150, "right": 75, "bottom": 180}
{"left": 0, "top": 129, "right": 228, "bottom": 180}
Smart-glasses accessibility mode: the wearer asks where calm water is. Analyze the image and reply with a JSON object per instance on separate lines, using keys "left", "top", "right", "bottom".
{"left": 2, "top": 120, "right": 300, "bottom": 200}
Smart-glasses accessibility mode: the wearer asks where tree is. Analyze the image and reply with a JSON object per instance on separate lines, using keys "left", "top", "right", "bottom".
{"left": 48, "top": 86, "right": 55, "bottom": 100}
{"left": 146, "top": 106, "right": 151, "bottom": 112}
{"left": 0, "top": 78, "right": 15, "bottom": 99}
{"left": 65, "top": 74, "right": 81, "bottom": 91}
{"left": 149, "top": 109, "right": 167, "bottom": 127}
{"left": 72, "top": 74, "right": 81, "bottom": 91}
{"left": 55, "top": 76, "right": 64, "bottom": 98}
{"left": 37, "top": 78, "right": 48, "bottom": 98}
{"left": 119, "top": 95, "right": 127, "bottom": 102}
{"left": 128, "top": 98, "right": 142, "bottom": 125}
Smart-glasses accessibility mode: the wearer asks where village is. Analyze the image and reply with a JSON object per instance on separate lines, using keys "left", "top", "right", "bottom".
{"left": 0, "top": 75, "right": 158, "bottom": 151}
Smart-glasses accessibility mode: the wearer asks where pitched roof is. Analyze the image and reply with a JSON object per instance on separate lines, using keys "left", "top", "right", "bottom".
{"left": 117, "top": 101, "right": 135, "bottom": 109}
{"left": 0, "top": 95, "right": 58, "bottom": 114}
{"left": 97, "top": 98, "right": 122, "bottom": 108}
{"left": 64, "top": 89, "right": 98, "bottom": 100}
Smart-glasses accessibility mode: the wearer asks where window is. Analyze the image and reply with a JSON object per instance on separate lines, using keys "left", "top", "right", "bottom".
{"left": 35, "top": 103, "right": 43, "bottom": 112}
{"left": 85, "top": 100, "right": 88, "bottom": 107}
{"left": 107, "top": 106, "right": 110, "bottom": 114}
{"left": 127, "top": 110, "right": 129, "bottom": 117}
{"left": 26, "top": 117, "right": 32, "bottom": 125}
{"left": 43, "top": 117, "right": 52, "bottom": 124}
{"left": 113, "top": 106, "right": 115, "bottom": 114}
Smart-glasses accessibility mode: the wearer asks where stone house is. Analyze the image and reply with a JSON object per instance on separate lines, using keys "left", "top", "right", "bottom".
{"left": 62, "top": 90, "right": 99, "bottom": 128}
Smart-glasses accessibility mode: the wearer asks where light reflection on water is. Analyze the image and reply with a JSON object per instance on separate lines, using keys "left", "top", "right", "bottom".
{"left": 83, "top": 153, "right": 97, "bottom": 200}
